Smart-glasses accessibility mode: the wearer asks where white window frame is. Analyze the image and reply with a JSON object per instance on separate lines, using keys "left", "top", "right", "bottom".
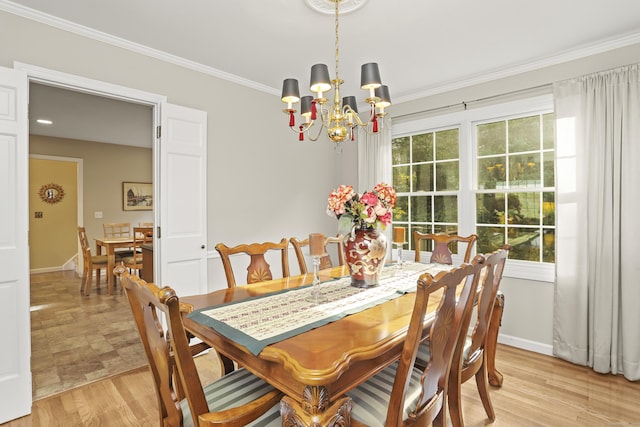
{"left": 392, "top": 94, "right": 555, "bottom": 282}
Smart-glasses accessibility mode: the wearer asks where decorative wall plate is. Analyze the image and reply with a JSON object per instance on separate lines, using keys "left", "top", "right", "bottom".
{"left": 39, "top": 183, "right": 65, "bottom": 204}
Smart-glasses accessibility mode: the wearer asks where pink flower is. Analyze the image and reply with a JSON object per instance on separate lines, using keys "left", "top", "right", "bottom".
{"left": 326, "top": 182, "right": 397, "bottom": 231}
{"left": 360, "top": 192, "right": 378, "bottom": 206}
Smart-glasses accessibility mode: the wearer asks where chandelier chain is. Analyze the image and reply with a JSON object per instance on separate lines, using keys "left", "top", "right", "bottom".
{"left": 334, "top": 0, "right": 340, "bottom": 81}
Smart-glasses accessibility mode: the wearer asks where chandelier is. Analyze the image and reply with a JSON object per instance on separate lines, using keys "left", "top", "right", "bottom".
{"left": 280, "top": 0, "right": 391, "bottom": 143}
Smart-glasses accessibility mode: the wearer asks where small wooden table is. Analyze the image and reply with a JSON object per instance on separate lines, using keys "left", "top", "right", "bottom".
{"left": 181, "top": 264, "right": 505, "bottom": 426}
{"left": 94, "top": 236, "right": 134, "bottom": 294}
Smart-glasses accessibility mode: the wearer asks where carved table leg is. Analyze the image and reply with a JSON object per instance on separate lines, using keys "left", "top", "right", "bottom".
{"left": 281, "top": 386, "right": 352, "bottom": 427}
{"left": 486, "top": 291, "right": 505, "bottom": 387}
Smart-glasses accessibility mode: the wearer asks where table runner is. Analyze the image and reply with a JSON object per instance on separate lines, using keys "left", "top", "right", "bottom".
{"left": 188, "top": 262, "right": 452, "bottom": 355}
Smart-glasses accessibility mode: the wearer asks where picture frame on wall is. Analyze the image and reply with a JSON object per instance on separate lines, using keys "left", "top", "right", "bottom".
{"left": 123, "top": 182, "right": 152, "bottom": 211}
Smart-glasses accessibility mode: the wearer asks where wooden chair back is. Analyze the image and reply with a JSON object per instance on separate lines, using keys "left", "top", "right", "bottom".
{"left": 119, "top": 269, "right": 281, "bottom": 426}
{"left": 386, "top": 256, "right": 484, "bottom": 426}
{"left": 290, "top": 234, "right": 345, "bottom": 274}
{"left": 448, "top": 245, "right": 510, "bottom": 426}
{"left": 414, "top": 232, "right": 477, "bottom": 264}
{"left": 215, "top": 239, "right": 290, "bottom": 288}
{"left": 103, "top": 222, "right": 132, "bottom": 238}
{"left": 78, "top": 226, "right": 107, "bottom": 295}
{"left": 122, "top": 227, "right": 153, "bottom": 274}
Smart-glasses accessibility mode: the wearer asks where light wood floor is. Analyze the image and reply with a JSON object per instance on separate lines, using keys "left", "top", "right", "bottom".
{"left": 6, "top": 343, "right": 640, "bottom": 426}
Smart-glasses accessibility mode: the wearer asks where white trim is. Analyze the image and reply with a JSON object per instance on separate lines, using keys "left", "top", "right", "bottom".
{"left": 498, "top": 334, "right": 554, "bottom": 356}
{"left": 2, "top": 1, "right": 639, "bottom": 101}
{"left": 394, "top": 31, "right": 640, "bottom": 104}
{"left": 15, "top": 62, "right": 166, "bottom": 105}
{"left": 2, "top": 2, "right": 278, "bottom": 96}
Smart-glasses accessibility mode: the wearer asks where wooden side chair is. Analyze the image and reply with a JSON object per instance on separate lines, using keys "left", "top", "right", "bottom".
{"left": 78, "top": 226, "right": 108, "bottom": 295}
{"left": 121, "top": 226, "right": 153, "bottom": 276}
{"left": 446, "top": 245, "right": 510, "bottom": 427}
{"left": 290, "top": 234, "right": 345, "bottom": 274}
{"left": 414, "top": 232, "right": 478, "bottom": 264}
{"left": 347, "top": 256, "right": 485, "bottom": 427}
{"left": 118, "top": 268, "right": 283, "bottom": 427}
{"left": 215, "top": 239, "right": 290, "bottom": 288}
{"left": 103, "top": 221, "right": 135, "bottom": 257}
{"left": 103, "top": 222, "right": 132, "bottom": 238}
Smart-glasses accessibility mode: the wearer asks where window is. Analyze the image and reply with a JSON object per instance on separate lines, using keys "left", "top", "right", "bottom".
{"left": 392, "top": 128, "right": 461, "bottom": 253}
{"left": 391, "top": 95, "right": 555, "bottom": 281}
{"left": 475, "top": 113, "right": 555, "bottom": 263}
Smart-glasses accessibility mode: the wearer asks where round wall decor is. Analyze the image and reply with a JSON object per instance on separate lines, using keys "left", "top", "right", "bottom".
{"left": 39, "top": 183, "right": 65, "bottom": 204}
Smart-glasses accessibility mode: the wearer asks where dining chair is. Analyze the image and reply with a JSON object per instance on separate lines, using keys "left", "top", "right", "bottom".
{"left": 103, "top": 221, "right": 135, "bottom": 257}
{"left": 414, "top": 232, "right": 478, "bottom": 264}
{"left": 290, "top": 234, "right": 345, "bottom": 274}
{"left": 215, "top": 239, "right": 290, "bottom": 288}
{"left": 444, "top": 244, "right": 511, "bottom": 427}
{"left": 118, "top": 268, "right": 283, "bottom": 427}
{"left": 347, "top": 256, "right": 485, "bottom": 427}
{"left": 78, "top": 226, "right": 109, "bottom": 296}
{"left": 120, "top": 226, "right": 153, "bottom": 277}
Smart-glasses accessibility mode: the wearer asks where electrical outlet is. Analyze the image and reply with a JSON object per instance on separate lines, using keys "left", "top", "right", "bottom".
{"left": 94, "top": 211, "right": 103, "bottom": 219}
{"left": 35, "top": 211, "right": 43, "bottom": 218}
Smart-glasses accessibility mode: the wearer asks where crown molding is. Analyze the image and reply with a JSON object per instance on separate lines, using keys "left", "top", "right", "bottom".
{"left": 2, "top": 0, "right": 639, "bottom": 103}
{"left": 0, "top": 0, "right": 280, "bottom": 96}
{"left": 394, "top": 30, "right": 640, "bottom": 104}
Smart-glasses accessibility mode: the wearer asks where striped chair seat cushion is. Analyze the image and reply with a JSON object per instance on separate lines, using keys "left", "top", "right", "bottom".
{"left": 347, "top": 361, "right": 423, "bottom": 426}
{"left": 180, "top": 367, "right": 281, "bottom": 427}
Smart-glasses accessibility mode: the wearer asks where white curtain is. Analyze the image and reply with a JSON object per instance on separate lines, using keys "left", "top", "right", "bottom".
{"left": 553, "top": 64, "right": 640, "bottom": 381}
{"left": 357, "top": 116, "right": 393, "bottom": 191}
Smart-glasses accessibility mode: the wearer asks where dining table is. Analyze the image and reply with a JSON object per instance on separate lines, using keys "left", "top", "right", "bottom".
{"left": 94, "top": 236, "right": 135, "bottom": 294}
{"left": 181, "top": 262, "right": 505, "bottom": 426}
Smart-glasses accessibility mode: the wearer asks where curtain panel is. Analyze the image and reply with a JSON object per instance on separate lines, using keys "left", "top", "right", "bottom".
{"left": 553, "top": 63, "right": 640, "bottom": 380}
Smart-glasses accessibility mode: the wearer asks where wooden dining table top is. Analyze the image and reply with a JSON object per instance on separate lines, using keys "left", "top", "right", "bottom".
{"left": 180, "top": 264, "right": 448, "bottom": 419}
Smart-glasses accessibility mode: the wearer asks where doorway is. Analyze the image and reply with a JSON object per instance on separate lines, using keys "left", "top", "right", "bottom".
{"left": 27, "top": 80, "right": 157, "bottom": 399}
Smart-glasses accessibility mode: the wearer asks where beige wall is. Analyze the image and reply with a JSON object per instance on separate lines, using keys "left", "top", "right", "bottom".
{"left": 5, "top": 8, "right": 639, "bottom": 352}
{"left": 29, "top": 136, "right": 153, "bottom": 250}
{"left": 29, "top": 157, "right": 78, "bottom": 270}
{"left": 0, "top": 10, "right": 354, "bottom": 259}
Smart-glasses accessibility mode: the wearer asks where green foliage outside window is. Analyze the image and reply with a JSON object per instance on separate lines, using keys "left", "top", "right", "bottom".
{"left": 392, "top": 111, "right": 556, "bottom": 265}
{"left": 392, "top": 128, "right": 460, "bottom": 252}
{"left": 476, "top": 113, "right": 555, "bottom": 262}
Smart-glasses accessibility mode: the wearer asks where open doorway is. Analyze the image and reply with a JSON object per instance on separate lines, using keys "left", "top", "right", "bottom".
{"left": 27, "top": 82, "right": 155, "bottom": 399}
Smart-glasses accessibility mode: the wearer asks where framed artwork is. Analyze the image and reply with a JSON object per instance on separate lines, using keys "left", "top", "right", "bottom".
{"left": 123, "top": 182, "right": 153, "bottom": 211}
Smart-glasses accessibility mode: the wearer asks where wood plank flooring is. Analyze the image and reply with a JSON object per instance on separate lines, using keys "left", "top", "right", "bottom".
{"left": 6, "top": 343, "right": 640, "bottom": 426}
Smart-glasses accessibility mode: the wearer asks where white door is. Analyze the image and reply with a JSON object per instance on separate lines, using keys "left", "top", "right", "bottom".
{"left": 157, "top": 103, "right": 208, "bottom": 296}
{"left": 0, "top": 67, "right": 31, "bottom": 422}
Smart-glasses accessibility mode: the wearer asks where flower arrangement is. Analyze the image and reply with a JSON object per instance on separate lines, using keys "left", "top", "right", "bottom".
{"left": 327, "top": 182, "right": 397, "bottom": 235}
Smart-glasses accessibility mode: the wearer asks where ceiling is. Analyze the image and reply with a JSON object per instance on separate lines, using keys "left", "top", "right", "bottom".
{"left": 6, "top": 0, "right": 640, "bottom": 145}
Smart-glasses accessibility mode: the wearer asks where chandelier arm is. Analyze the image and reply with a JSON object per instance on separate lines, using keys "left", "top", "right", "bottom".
{"left": 306, "top": 121, "right": 326, "bottom": 142}
{"left": 342, "top": 105, "right": 375, "bottom": 128}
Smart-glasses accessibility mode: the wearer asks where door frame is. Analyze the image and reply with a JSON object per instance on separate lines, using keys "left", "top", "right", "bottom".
{"left": 29, "top": 154, "right": 83, "bottom": 274}
{"left": 15, "top": 61, "right": 167, "bottom": 277}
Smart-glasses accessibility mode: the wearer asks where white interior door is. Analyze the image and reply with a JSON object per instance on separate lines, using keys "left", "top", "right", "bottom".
{"left": 0, "top": 67, "right": 31, "bottom": 422}
{"left": 157, "top": 103, "right": 208, "bottom": 296}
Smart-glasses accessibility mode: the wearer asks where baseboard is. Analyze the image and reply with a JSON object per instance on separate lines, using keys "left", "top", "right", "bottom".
{"left": 30, "top": 266, "right": 65, "bottom": 274}
{"left": 498, "top": 333, "right": 554, "bottom": 356}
